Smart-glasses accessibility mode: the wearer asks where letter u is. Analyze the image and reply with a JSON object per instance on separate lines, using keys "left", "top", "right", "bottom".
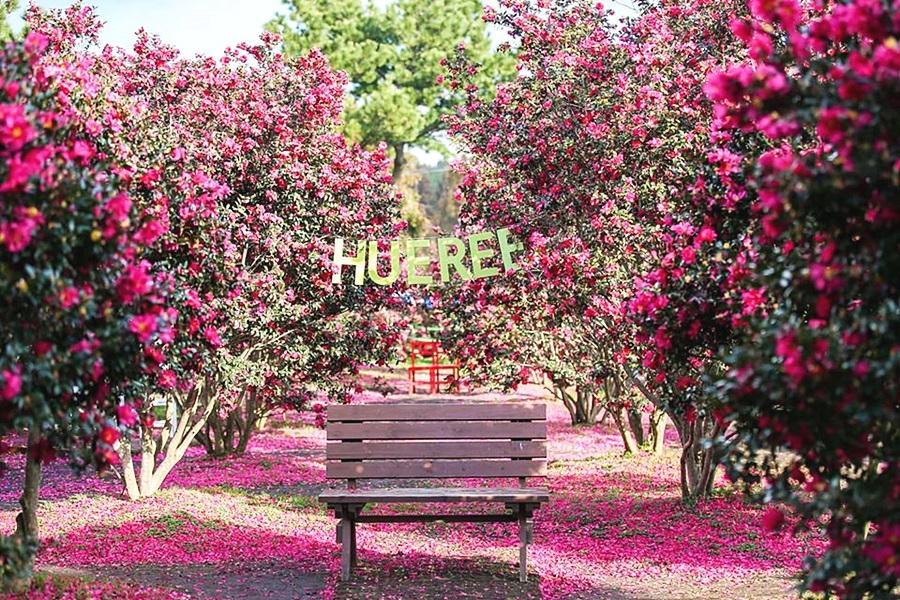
{"left": 368, "top": 240, "right": 402, "bottom": 286}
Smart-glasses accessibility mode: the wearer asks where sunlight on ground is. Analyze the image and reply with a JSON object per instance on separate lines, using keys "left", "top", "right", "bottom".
{"left": 0, "top": 373, "right": 822, "bottom": 599}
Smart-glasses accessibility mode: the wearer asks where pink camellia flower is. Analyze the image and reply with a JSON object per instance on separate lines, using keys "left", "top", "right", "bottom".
{"left": 816, "top": 106, "right": 848, "bottom": 145}
{"left": 873, "top": 40, "right": 900, "bottom": 80}
{"left": 70, "top": 338, "right": 95, "bottom": 354}
{"left": 203, "top": 326, "right": 223, "bottom": 348}
{"left": 761, "top": 506, "right": 786, "bottom": 532}
{"left": 58, "top": 286, "right": 80, "bottom": 309}
{"left": 0, "top": 103, "right": 36, "bottom": 152}
{"left": 704, "top": 67, "right": 750, "bottom": 103}
{"left": 69, "top": 139, "right": 94, "bottom": 161}
{"left": 756, "top": 65, "right": 790, "bottom": 100}
{"left": 134, "top": 219, "right": 166, "bottom": 245}
{"left": 675, "top": 375, "right": 695, "bottom": 391}
{"left": 90, "top": 360, "right": 104, "bottom": 382}
{"left": 158, "top": 369, "right": 177, "bottom": 389}
{"left": 750, "top": 0, "right": 802, "bottom": 29}
{"left": 653, "top": 326, "right": 672, "bottom": 351}
{"left": 0, "top": 146, "right": 50, "bottom": 192}
{"left": 1, "top": 216, "right": 39, "bottom": 252}
{"left": 115, "top": 261, "right": 152, "bottom": 303}
{"left": 128, "top": 314, "right": 158, "bottom": 343}
{"left": 0, "top": 367, "right": 22, "bottom": 401}
{"left": 741, "top": 287, "right": 767, "bottom": 315}
{"left": 33, "top": 340, "right": 52, "bottom": 356}
{"left": 22, "top": 31, "right": 49, "bottom": 56}
{"left": 98, "top": 426, "right": 120, "bottom": 446}
{"left": 696, "top": 226, "right": 717, "bottom": 244}
{"left": 103, "top": 192, "right": 132, "bottom": 225}
{"left": 116, "top": 404, "right": 139, "bottom": 428}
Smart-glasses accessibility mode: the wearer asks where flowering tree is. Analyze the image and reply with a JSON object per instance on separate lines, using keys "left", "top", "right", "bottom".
{"left": 110, "top": 38, "right": 404, "bottom": 489}
{"left": 439, "top": 239, "right": 658, "bottom": 452}
{"left": 0, "top": 29, "right": 171, "bottom": 584}
{"left": 444, "top": 0, "right": 747, "bottom": 490}
{"left": 26, "top": 6, "right": 405, "bottom": 496}
{"left": 705, "top": 0, "right": 900, "bottom": 595}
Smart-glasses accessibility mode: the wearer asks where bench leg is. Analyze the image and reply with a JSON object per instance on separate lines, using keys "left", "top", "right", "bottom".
{"left": 340, "top": 516, "right": 353, "bottom": 581}
{"left": 350, "top": 519, "right": 357, "bottom": 567}
{"left": 518, "top": 509, "right": 528, "bottom": 582}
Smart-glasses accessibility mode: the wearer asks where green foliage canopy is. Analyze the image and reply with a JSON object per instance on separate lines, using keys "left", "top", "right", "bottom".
{"left": 267, "top": 0, "right": 514, "bottom": 177}
{"left": 1, "top": 0, "right": 19, "bottom": 41}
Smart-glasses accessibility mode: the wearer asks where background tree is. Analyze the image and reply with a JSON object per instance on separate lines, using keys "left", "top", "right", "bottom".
{"left": 0, "top": 0, "right": 18, "bottom": 41}
{"left": 416, "top": 159, "right": 462, "bottom": 232}
{"left": 395, "top": 156, "right": 432, "bottom": 236}
{"left": 267, "top": 0, "right": 514, "bottom": 180}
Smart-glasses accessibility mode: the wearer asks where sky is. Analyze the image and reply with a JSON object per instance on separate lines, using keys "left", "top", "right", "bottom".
{"left": 11, "top": 1, "right": 637, "bottom": 57}
{"left": 11, "top": 0, "right": 287, "bottom": 56}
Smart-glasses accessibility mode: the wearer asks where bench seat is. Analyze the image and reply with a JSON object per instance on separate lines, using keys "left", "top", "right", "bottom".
{"left": 320, "top": 402, "right": 549, "bottom": 582}
{"left": 320, "top": 486, "right": 550, "bottom": 504}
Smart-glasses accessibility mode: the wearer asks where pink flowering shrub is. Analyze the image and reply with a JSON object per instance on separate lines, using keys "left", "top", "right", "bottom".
{"left": 442, "top": 0, "right": 749, "bottom": 494}
{"left": 0, "top": 28, "right": 172, "bottom": 581}
{"left": 22, "top": 5, "right": 406, "bottom": 499}
{"left": 444, "top": 0, "right": 896, "bottom": 594}
{"left": 704, "top": 0, "right": 900, "bottom": 595}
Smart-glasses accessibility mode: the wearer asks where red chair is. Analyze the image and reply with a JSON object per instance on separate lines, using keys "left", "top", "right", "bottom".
{"left": 407, "top": 339, "right": 459, "bottom": 393}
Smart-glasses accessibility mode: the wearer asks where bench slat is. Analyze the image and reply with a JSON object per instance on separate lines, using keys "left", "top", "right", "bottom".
{"left": 327, "top": 421, "right": 546, "bottom": 441}
{"left": 326, "top": 440, "right": 546, "bottom": 460}
{"left": 327, "top": 403, "right": 546, "bottom": 422}
{"left": 325, "top": 459, "right": 547, "bottom": 479}
{"left": 319, "top": 486, "right": 550, "bottom": 503}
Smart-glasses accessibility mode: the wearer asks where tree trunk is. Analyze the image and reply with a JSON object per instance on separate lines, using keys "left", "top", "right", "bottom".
{"left": 16, "top": 428, "right": 42, "bottom": 541}
{"left": 235, "top": 387, "right": 259, "bottom": 454}
{"left": 623, "top": 364, "right": 723, "bottom": 501}
{"left": 3, "top": 429, "right": 44, "bottom": 591}
{"left": 196, "top": 387, "right": 263, "bottom": 457}
{"left": 118, "top": 376, "right": 219, "bottom": 500}
{"left": 627, "top": 408, "right": 644, "bottom": 446}
{"left": 611, "top": 406, "right": 641, "bottom": 455}
{"left": 649, "top": 409, "right": 668, "bottom": 455}
{"left": 671, "top": 412, "right": 722, "bottom": 501}
{"left": 391, "top": 144, "right": 406, "bottom": 182}
{"left": 118, "top": 437, "right": 141, "bottom": 500}
{"left": 551, "top": 383, "right": 578, "bottom": 426}
{"left": 552, "top": 383, "right": 602, "bottom": 426}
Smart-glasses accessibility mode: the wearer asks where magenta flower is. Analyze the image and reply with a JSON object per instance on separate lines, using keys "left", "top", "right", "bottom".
{"left": 0, "top": 367, "right": 22, "bottom": 401}
{"left": 128, "top": 314, "right": 158, "bottom": 343}
{"left": 116, "top": 261, "right": 153, "bottom": 303}
{"left": 0, "top": 102, "right": 35, "bottom": 151}
{"left": 203, "top": 326, "right": 223, "bottom": 348}
{"left": 117, "top": 404, "right": 139, "bottom": 428}
{"left": 762, "top": 507, "right": 786, "bottom": 532}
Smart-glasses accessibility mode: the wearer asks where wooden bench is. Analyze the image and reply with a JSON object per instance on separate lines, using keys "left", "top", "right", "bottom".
{"left": 318, "top": 402, "right": 549, "bottom": 582}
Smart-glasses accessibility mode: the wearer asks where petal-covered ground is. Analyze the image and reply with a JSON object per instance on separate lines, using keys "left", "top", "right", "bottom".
{"left": 0, "top": 372, "right": 823, "bottom": 599}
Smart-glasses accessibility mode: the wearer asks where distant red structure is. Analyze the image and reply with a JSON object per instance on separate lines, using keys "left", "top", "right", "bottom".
{"left": 407, "top": 338, "right": 459, "bottom": 394}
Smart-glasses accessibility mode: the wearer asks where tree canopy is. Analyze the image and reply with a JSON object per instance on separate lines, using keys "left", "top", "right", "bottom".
{"left": 267, "top": 0, "right": 514, "bottom": 178}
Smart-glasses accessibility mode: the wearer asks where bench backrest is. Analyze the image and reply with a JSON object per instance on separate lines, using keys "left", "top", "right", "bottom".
{"left": 325, "top": 403, "right": 547, "bottom": 483}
